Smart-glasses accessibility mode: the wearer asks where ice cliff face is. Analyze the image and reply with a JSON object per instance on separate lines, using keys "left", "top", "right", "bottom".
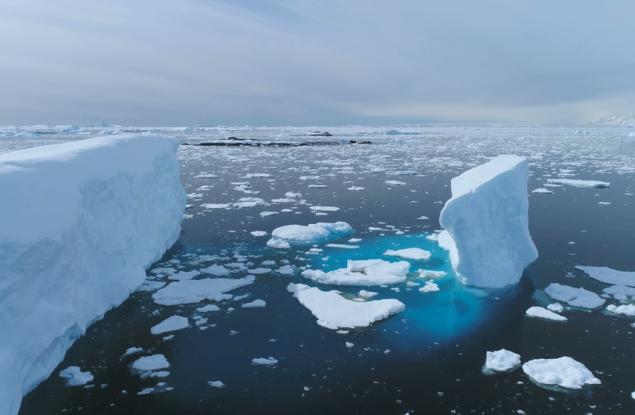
{"left": 438, "top": 155, "right": 537, "bottom": 288}
{"left": 0, "top": 135, "right": 185, "bottom": 415}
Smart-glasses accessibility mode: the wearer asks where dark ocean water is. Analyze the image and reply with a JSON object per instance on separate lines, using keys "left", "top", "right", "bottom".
{"left": 6, "top": 126, "right": 635, "bottom": 414}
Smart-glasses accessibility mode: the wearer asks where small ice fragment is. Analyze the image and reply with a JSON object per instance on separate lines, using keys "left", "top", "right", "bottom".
{"left": 483, "top": 349, "right": 521, "bottom": 373}
{"left": 151, "top": 315, "right": 189, "bottom": 335}
{"left": 59, "top": 366, "right": 94, "bottom": 386}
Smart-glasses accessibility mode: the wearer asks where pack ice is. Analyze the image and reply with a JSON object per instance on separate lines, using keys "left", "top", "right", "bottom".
{"left": 0, "top": 135, "right": 185, "bottom": 415}
{"left": 438, "top": 155, "right": 538, "bottom": 288}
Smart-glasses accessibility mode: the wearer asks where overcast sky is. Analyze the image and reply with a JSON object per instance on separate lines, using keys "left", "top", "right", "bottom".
{"left": 1, "top": 0, "right": 634, "bottom": 126}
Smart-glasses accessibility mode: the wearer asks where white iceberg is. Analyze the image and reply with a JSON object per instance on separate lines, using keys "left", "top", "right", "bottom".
{"left": 483, "top": 349, "right": 521, "bottom": 373}
{"left": 0, "top": 134, "right": 184, "bottom": 415}
{"left": 152, "top": 276, "right": 255, "bottom": 306}
{"left": 266, "top": 222, "right": 353, "bottom": 249}
{"left": 525, "top": 306, "right": 567, "bottom": 322}
{"left": 132, "top": 354, "right": 170, "bottom": 372}
{"left": 522, "top": 357, "right": 601, "bottom": 390}
{"left": 544, "top": 283, "right": 605, "bottom": 309}
{"left": 287, "top": 283, "right": 405, "bottom": 330}
{"left": 58, "top": 366, "right": 94, "bottom": 387}
{"left": 605, "top": 304, "right": 635, "bottom": 317}
{"left": 438, "top": 155, "right": 538, "bottom": 288}
{"left": 301, "top": 259, "right": 409, "bottom": 286}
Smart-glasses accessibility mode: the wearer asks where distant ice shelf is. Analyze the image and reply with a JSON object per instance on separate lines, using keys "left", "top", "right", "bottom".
{"left": 0, "top": 134, "right": 185, "bottom": 415}
{"left": 438, "top": 155, "right": 538, "bottom": 288}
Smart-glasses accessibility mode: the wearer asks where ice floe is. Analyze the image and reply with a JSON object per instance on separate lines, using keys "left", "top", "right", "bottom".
{"left": 383, "top": 248, "right": 431, "bottom": 260}
{"left": 302, "top": 259, "right": 409, "bottom": 286}
{"left": 525, "top": 306, "right": 567, "bottom": 322}
{"left": 544, "top": 283, "right": 605, "bottom": 309}
{"left": 483, "top": 349, "right": 521, "bottom": 374}
{"left": 522, "top": 357, "right": 601, "bottom": 390}
{"left": 575, "top": 265, "right": 635, "bottom": 287}
{"left": 266, "top": 222, "right": 353, "bottom": 249}
{"left": 605, "top": 304, "right": 635, "bottom": 317}
{"left": 152, "top": 276, "right": 255, "bottom": 306}
{"left": 132, "top": 354, "right": 170, "bottom": 372}
{"left": 150, "top": 315, "right": 190, "bottom": 335}
{"left": 59, "top": 366, "right": 94, "bottom": 387}
{"left": 546, "top": 178, "right": 610, "bottom": 188}
{"left": 287, "top": 283, "right": 405, "bottom": 330}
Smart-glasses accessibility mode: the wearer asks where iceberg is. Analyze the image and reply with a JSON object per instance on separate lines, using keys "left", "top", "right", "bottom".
{"left": 438, "top": 155, "right": 538, "bottom": 288}
{"left": 0, "top": 134, "right": 185, "bottom": 415}
{"left": 483, "top": 349, "right": 521, "bottom": 374}
{"left": 522, "top": 357, "right": 601, "bottom": 390}
{"left": 301, "top": 259, "right": 409, "bottom": 286}
{"left": 266, "top": 222, "right": 353, "bottom": 249}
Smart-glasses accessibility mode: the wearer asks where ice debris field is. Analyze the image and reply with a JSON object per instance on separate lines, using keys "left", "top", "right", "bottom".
{"left": 1, "top": 125, "right": 635, "bottom": 414}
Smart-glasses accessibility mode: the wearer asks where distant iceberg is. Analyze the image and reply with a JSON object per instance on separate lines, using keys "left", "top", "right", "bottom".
{"left": 438, "top": 155, "right": 538, "bottom": 288}
{"left": 0, "top": 135, "right": 185, "bottom": 415}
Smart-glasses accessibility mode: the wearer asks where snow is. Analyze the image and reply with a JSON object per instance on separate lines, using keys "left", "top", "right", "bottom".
{"left": 132, "top": 354, "right": 170, "bottom": 372}
{"left": 383, "top": 248, "right": 431, "bottom": 260}
{"left": 0, "top": 134, "right": 184, "bottom": 415}
{"left": 58, "top": 366, "right": 94, "bottom": 386}
{"left": 606, "top": 304, "right": 635, "bottom": 317}
{"left": 287, "top": 283, "right": 405, "bottom": 330}
{"left": 302, "top": 259, "right": 409, "bottom": 286}
{"left": 242, "top": 299, "right": 267, "bottom": 308}
{"left": 439, "top": 155, "right": 538, "bottom": 288}
{"left": 252, "top": 357, "right": 278, "bottom": 367}
{"left": 522, "top": 357, "right": 601, "bottom": 390}
{"left": 575, "top": 265, "right": 635, "bottom": 287}
{"left": 544, "top": 283, "right": 605, "bottom": 309}
{"left": 525, "top": 306, "right": 567, "bottom": 322}
{"left": 483, "top": 349, "right": 521, "bottom": 373}
{"left": 152, "top": 276, "right": 255, "bottom": 306}
{"left": 546, "top": 178, "right": 610, "bottom": 188}
{"left": 266, "top": 222, "right": 353, "bottom": 248}
{"left": 150, "top": 315, "right": 190, "bottom": 335}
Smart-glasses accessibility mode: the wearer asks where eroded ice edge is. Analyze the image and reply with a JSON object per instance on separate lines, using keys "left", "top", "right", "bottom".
{"left": 0, "top": 135, "right": 186, "bottom": 415}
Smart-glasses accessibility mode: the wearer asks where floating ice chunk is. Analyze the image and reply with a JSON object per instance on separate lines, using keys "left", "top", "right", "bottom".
{"left": 544, "top": 283, "right": 605, "bottom": 309}
{"left": 132, "top": 354, "right": 170, "bottom": 372}
{"left": 603, "top": 285, "right": 635, "bottom": 301}
{"left": 325, "top": 243, "right": 359, "bottom": 249}
{"left": 546, "top": 179, "right": 610, "bottom": 188}
{"left": 200, "top": 264, "right": 230, "bottom": 277}
{"left": 151, "top": 315, "right": 189, "bottom": 335}
{"left": 531, "top": 187, "right": 553, "bottom": 194}
{"left": 546, "top": 303, "right": 564, "bottom": 313}
{"left": 168, "top": 270, "right": 201, "bottom": 281}
{"left": 201, "top": 203, "right": 231, "bottom": 209}
{"left": 357, "top": 290, "right": 378, "bottom": 299}
{"left": 252, "top": 357, "right": 278, "bottom": 367}
{"left": 242, "top": 299, "right": 267, "bottom": 308}
{"left": 59, "top": 366, "right": 94, "bottom": 386}
{"left": 196, "top": 304, "right": 220, "bottom": 313}
{"left": 522, "top": 357, "right": 601, "bottom": 390}
{"left": 419, "top": 281, "right": 440, "bottom": 293}
{"left": 0, "top": 134, "right": 184, "bottom": 414}
{"left": 309, "top": 206, "right": 340, "bottom": 212}
{"left": 347, "top": 186, "right": 365, "bottom": 191}
{"left": 287, "top": 283, "right": 405, "bottom": 330}
{"left": 152, "top": 276, "right": 255, "bottom": 306}
{"left": 250, "top": 231, "right": 268, "bottom": 237}
{"left": 266, "top": 222, "right": 353, "bottom": 248}
{"left": 383, "top": 248, "right": 431, "bottom": 260}
{"left": 605, "top": 304, "right": 635, "bottom": 317}
{"left": 122, "top": 347, "right": 143, "bottom": 358}
{"left": 385, "top": 180, "right": 406, "bottom": 186}
{"left": 418, "top": 269, "right": 447, "bottom": 279}
{"left": 525, "top": 306, "right": 567, "bottom": 322}
{"left": 302, "top": 259, "right": 409, "bottom": 286}
{"left": 439, "top": 155, "right": 538, "bottom": 288}
{"left": 483, "top": 349, "right": 521, "bottom": 374}
{"left": 208, "top": 380, "right": 226, "bottom": 388}
{"left": 275, "top": 265, "right": 295, "bottom": 275}
{"left": 575, "top": 266, "right": 635, "bottom": 287}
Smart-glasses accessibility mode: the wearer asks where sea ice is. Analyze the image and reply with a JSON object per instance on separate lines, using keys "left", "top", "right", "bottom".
{"left": 287, "top": 283, "right": 405, "bottom": 330}
{"left": 302, "top": 259, "right": 409, "bottom": 286}
{"left": 266, "top": 222, "right": 353, "bottom": 248}
{"left": 605, "top": 304, "right": 635, "bottom": 317}
{"left": 152, "top": 276, "right": 255, "bottom": 306}
{"left": 58, "top": 366, "right": 94, "bottom": 386}
{"left": 251, "top": 357, "right": 278, "bottom": 367}
{"left": 150, "top": 315, "right": 189, "bottom": 335}
{"left": 132, "top": 354, "right": 170, "bottom": 372}
{"left": 208, "top": 380, "right": 226, "bottom": 388}
{"left": 546, "top": 179, "right": 610, "bottom": 188}
{"left": 483, "top": 349, "right": 521, "bottom": 373}
{"left": 544, "top": 283, "right": 605, "bottom": 309}
{"left": 525, "top": 306, "right": 567, "bottom": 322}
{"left": 242, "top": 299, "right": 267, "bottom": 308}
{"left": 575, "top": 266, "right": 635, "bottom": 287}
{"left": 0, "top": 134, "right": 184, "bottom": 415}
{"left": 439, "top": 155, "right": 538, "bottom": 288}
{"left": 419, "top": 281, "right": 440, "bottom": 293}
{"left": 522, "top": 357, "right": 601, "bottom": 390}
{"left": 383, "top": 248, "right": 431, "bottom": 260}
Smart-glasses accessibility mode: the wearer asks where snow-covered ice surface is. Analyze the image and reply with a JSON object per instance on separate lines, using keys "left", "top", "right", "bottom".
{"left": 483, "top": 349, "right": 521, "bottom": 374}
{"left": 522, "top": 357, "right": 601, "bottom": 390}
{"left": 302, "top": 259, "right": 409, "bottom": 286}
{"left": 439, "top": 155, "right": 538, "bottom": 288}
{"left": 0, "top": 134, "right": 185, "bottom": 415}
{"left": 575, "top": 265, "right": 635, "bottom": 286}
{"left": 7, "top": 125, "right": 635, "bottom": 415}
